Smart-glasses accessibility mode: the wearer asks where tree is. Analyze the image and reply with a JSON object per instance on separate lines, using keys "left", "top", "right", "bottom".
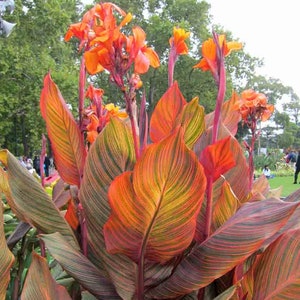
{"left": 0, "top": 0, "right": 81, "bottom": 157}
{"left": 283, "top": 88, "right": 300, "bottom": 125}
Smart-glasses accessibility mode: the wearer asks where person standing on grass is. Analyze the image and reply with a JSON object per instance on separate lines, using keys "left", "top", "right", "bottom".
{"left": 293, "top": 150, "right": 300, "bottom": 184}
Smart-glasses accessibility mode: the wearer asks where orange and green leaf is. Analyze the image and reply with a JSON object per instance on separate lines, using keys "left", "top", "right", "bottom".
{"left": 41, "top": 233, "right": 121, "bottom": 299}
{"left": 205, "top": 91, "right": 241, "bottom": 136}
{"left": 0, "top": 150, "right": 79, "bottom": 249}
{"left": 212, "top": 180, "right": 240, "bottom": 231}
{"left": 103, "top": 128, "right": 207, "bottom": 264}
{"left": 150, "top": 81, "right": 187, "bottom": 143}
{"left": 147, "top": 198, "right": 300, "bottom": 298}
{"left": 40, "top": 73, "right": 86, "bottom": 187}
{"left": 0, "top": 202, "right": 15, "bottom": 299}
{"left": 21, "top": 252, "right": 71, "bottom": 300}
{"left": 176, "top": 97, "right": 205, "bottom": 149}
{"left": 79, "top": 117, "right": 137, "bottom": 299}
{"left": 252, "top": 228, "right": 300, "bottom": 298}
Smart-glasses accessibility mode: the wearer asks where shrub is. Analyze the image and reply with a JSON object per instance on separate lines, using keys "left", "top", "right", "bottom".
{"left": 1, "top": 2, "right": 300, "bottom": 299}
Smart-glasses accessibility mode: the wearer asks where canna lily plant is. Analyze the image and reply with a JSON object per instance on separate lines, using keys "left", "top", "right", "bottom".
{"left": 1, "top": 2, "right": 300, "bottom": 299}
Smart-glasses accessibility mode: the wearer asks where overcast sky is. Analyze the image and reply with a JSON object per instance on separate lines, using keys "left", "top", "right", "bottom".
{"left": 207, "top": 0, "right": 300, "bottom": 98}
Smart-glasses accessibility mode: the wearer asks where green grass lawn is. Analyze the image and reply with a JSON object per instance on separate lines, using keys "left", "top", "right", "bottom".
{"left": 268, "top": 175, "right": 300, "bottom": 197}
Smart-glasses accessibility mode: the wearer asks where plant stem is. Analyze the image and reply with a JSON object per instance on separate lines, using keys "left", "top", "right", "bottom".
{"left": 205, "top": 37, "right": 226, "bottom": 238}
{"left": 79, "top": 56, "right": 86, "bottom": 130}
{"left": 204, "top": 177, "right": 213, "bottom": 239}
{"left": 125, "top": 91, "right": 140, "bottom": 160}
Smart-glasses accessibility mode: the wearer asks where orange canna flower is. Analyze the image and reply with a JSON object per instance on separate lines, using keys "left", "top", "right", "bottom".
{"left": 234, "top": 89, "right": 274, "bottom": 123}
{"left": 127, "top": 26, "right": 160, "bottom": 74}
{"left": 85, "top": 85, "right": 104, "bottom": 100}
{"left": 104, "top": 103, "right": 128, "bottom": 120}
{"left": 193, "top": 34, "right": 242, "bottom": 75}
{"left": 85, "top": 102, "right": 128, "bottom": 144}
{"left": 169, "top": 27, "right": 190, "bottom": 55}
{"left": 65, "top": 2, "right": 130, "bottom": 52}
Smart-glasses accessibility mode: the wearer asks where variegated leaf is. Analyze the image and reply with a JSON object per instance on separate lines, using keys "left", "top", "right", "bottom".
{"left": 0, "top": 150, "right": 78, "bottom": 249}
{"left": 40, "top": 73, "right": 86, "bottom": 187}
{"left": 150, "top": 81, "right": 187, "bottom": 143}
{"left": 147, "top": 199, "right": 300, "bottom": 298}
{"left": 41, "top": 233, "right": 121, "bottom": 299}
{"left": 0, "top": 202, "right": 15, "bottom": 299}
{"left": 104, "top": 128, "right": 207, "bottom": 264}
{"left": 176, "top": 97, "right": 205, "bottom": 149}
{"left": 21, "top": 252, "right": 71, "bottom": 300}
{"left": 252, "top": 228, "right": 300, "bottom": 298}
{"left": 79, "top": 117, "right": 137, "bottom": 299}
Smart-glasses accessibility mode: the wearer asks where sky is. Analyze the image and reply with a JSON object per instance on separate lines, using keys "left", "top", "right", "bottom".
{"left": 207, "top": 0, "right": 300, "bottom": 97}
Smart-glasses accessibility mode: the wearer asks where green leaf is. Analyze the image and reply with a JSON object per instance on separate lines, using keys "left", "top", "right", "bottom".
{"left": 40, "top": 73, "right": 86, "bottom": 187}
{"left": 21, "top": 252, "right": 71, "bottom": 300}
{"left": 104, "top": 128, "right": 207, "bottom": 264}
{"left": 41, "top": 233, "right": 121, "bottom": 299}
{"left": 147, "top": 199, "right": 300, "bottom": 298}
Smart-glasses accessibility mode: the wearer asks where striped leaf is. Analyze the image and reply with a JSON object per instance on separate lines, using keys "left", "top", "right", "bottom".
{"left": 0, "top": 150, "right": 78, "bottom": 249}
{"left": 40, "top": 73, "right": 86, "bottom": 187}
{"left": 150, "top": 81, "right": 187, "bottom": 142}
{"left": 79, "top": 117, "right": 137, "bottom": 299}
{"left": 0, "top": 202, "right": 15, "bottom": 299}
{"left": 147, "top": 198, "right": 300, "bottom": 298}
{"left": 199, "top": 136, "right": 236, "bottom": 182}
{"left": 103, "top": 128, "right": 207, "bottom": 264}
{"left": 41, "top": 233, "right": 121, "bottom": 299}
{"left": 176, "top": 97, "right": 205, "bottom": 149}
{"left": 252, "top": 228, "right": 300, "bottom": 298}
{"left": 205, "top": 91, "right": 241, "bottom": 136}
{"left": 21, "top": 252, "right": 71, "bottom": 300}
{"left": 212, "top": 180, "right": 240, "bottom": 231}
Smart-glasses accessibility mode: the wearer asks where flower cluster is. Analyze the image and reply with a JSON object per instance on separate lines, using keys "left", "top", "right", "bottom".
{"left": 234, "top": 89, "right": 274, "bottom": 127}
{"left": 83, "top": 85, "right": 128, "bottom": 144}
{"left": 65, "top": 2, "right": 159, "bottom": 88}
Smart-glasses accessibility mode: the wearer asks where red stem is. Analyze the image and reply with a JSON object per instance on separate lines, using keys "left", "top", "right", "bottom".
{"left": 79, "top": 56, "right": 86, "bottom": 130}
{"left": 204, "top": 177, "right": 213, "bottom": 239}
{"left": 125, "top": 91, "right": 140, "bottom": 160}
{"left": 205, "top": 34, "right": 226, "bottom": 238}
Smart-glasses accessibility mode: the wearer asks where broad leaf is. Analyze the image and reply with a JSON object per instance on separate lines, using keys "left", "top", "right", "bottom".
{"left": 212, "top": 180, "right": 240, "bottom": 231}
{"left": 0, "top": 150, "right": 79, "bottom": 249}
{"left": 147, "top": 199, "right": 300, "bottom": 298}
{"left": 0, "top": 202, "right": 15, "bottom": 299}
{"left": 199, "top": 136, "right": 236, "bottom": 182}
{"left": 104, "top": 128, "right": 206, "bottom": 264}
{"left": 79, "top": 117, "right": 137, "bottom": 299}
{"left": 176, "top": 97, "right": 205, "bottom": 149}
{"left": 205, "top": 91, "right": 241, "bottom": 136}
{"left": 195, "top": 124, "right": 251, "bottom": 202}
{"left": 150, "top": 81, "right": 187, "bottom": 142}
{"left": 252, "top": 228, "right": 300, "bottom": 298}
{"left": 40, "top": 73, "right": 86, "bottom": 187}
{"left": 21, "top": 252, "right": 71, "bottom": 300}
{"left": 251, "top": 175, "right": 270, "bottom": 201}
{"left": 41, "top": 233, "right": 121, "bottom": 299}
